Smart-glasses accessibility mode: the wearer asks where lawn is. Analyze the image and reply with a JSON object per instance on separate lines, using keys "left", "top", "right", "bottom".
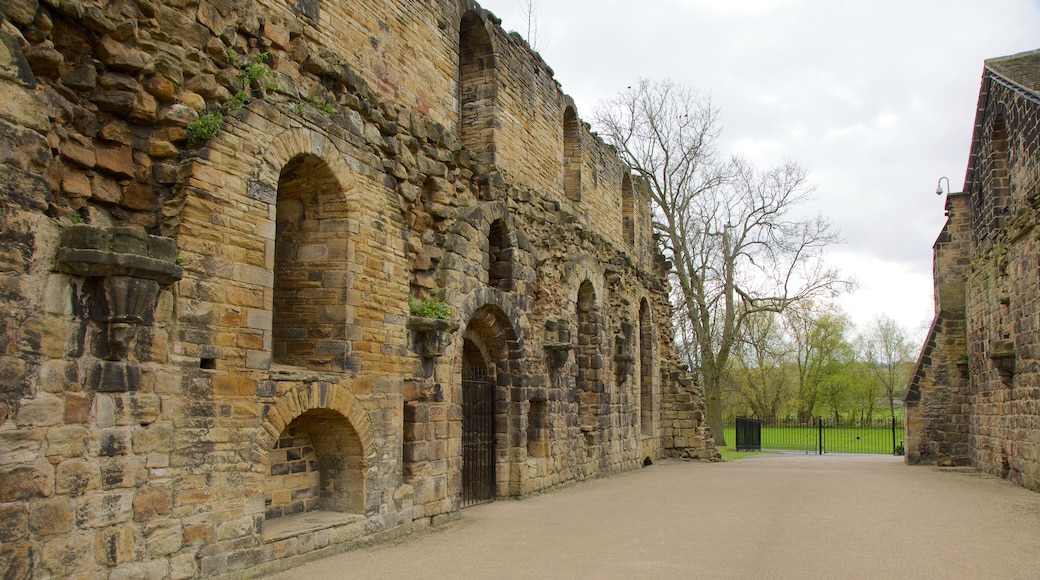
{"left": 721, "top": 423, "right": 904, "bottom": 455}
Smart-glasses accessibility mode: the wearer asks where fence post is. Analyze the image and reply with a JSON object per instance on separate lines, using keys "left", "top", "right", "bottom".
{"left": 817, "top": 416, "right": 823, "bottom": 455}
{"left": 891, "top": 416, "right": 897, "bottom": 455}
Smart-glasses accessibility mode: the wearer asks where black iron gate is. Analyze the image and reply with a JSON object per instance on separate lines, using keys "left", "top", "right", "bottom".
{"left": 735, "top": 416, "right": 762, "bottom": 451}
{"left": 461, "top": 361, "right": 495, "bottom": 508}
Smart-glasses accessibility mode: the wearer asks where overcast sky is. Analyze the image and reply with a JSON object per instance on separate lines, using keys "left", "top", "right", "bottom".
{"left": 477, "top": 0, "right": 1040, "bottom": 343}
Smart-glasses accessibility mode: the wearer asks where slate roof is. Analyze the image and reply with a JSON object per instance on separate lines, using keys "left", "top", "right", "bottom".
{"left": 962, "top": 49, "right": 1040, "bottom": 193}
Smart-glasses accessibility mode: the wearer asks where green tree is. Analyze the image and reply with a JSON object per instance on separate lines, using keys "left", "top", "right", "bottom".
{"left": 787, "top": 304, "right": 853, "bottom": 421}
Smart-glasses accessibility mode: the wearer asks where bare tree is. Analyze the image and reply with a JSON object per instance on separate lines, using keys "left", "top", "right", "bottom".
{"left": 520, "top": 0, "right": 542, "bottom": 51}
{"left": 594, "top": 79, "right": 849, "bottom": 446}
{"left": 863, "top": 315, "right": 914, "bottom": 419}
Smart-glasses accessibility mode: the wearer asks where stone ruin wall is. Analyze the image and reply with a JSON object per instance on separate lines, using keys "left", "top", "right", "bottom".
{"left": 0, "top": 0, "right": 717, "bottom": 577}
{"left": 907, "top": 71, "right": 1040, "bottom": 492}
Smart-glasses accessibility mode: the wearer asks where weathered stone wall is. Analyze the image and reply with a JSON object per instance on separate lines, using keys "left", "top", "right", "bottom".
{"left": 908, "top": 55, "right": 1040, "bottom": 492}
{"left": 0, "top": 0, "right": 717, "bottom": 577}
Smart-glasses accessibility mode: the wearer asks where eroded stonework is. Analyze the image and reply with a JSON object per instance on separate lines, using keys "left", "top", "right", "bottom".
{"left": 907, "top": 49, "right": 1040, "bottom": 492}
{"left": 0, "top": 0, "right": 717, "bottom": 577}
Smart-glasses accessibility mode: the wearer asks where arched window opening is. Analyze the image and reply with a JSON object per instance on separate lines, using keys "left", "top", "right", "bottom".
{"left": 265, "top": 408, "right": 364, "bottom": 521}
{"left": 564, "top": 106, "right": 582, "bottom": 202}
{"left": 622, "top": 173, "right": 635, "bottom": 246}
{"left": 639, "top": 300, "right": 654, "bottom": 436}
{"left": 459, "top": 11, "right": 496, "bottom": 165}
{"left": 576, "top": 281, "right": 601, "bottom": 433}
{"left": 487, "top": 218, "right": 514, "bottom": 290}
{"left": 988, "top": 114, "right": 1011, "bottom": 232}
{"left": 274, "top": 154, "right": 351, "bottom": 371}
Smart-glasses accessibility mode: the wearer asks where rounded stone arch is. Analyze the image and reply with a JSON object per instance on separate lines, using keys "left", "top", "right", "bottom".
{"left": 563, "top": 99, "right": 582, "bottom": 202}
{"left": 454, "top": 287, "right": 526, "bottom": 365}
{"left": 259, "top": 383, "right": 373, "bottom": 461}
{"left": 560, "top": 253, "right": 607, "bottom": 308}
{"left": 258, "top": 382, "right": 373, "bottom": 517}
{"left": 450, "top": 202, "right": 535, "bottom": 291}
{"left": 257, "top": 126, "right": 358, "bottom": 195}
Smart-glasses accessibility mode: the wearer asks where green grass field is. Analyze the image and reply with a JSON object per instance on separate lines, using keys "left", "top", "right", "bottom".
{"left": 722, "top": 423, "right": 904, "bottom": 455}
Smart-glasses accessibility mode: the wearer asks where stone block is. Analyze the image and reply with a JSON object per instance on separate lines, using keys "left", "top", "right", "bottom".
{"left": 41, "top": 533, "right": 94, "bottom": 576}
{"left": 0, "top": 503, "right": 28, "bottom": 542}
{"left": 16, "top": 393, "right": 65, "bottom": 426}
{"left": 170, "top": 552, "right": 197, "bottom": 580}
{"left": 94, "top": 524, "right": 137, "bottom": 566}
{"left": 55, "top": 459, "right": 100, "bottom": 496}
{"left": 133, "top": 486, "right": 172, "bottom": 522}
{"left": 0, "top": 428, "right": 43, "bottom": 464}
{"left": 29, "top": 497, "right": 74, "bottom": 536}
{"left": 0, "top": 461, "right": 53, "bottom": 501}
{"left": 0, "top": 540, "right": 34, "bottom": 579}
{"left": 75, "top": 490, "right": 134, "bottom": 528}
{"left": 46, "top": 424, "right": 89, "bottom": 457}
{"left": 109, "top": 558, "right": 169, "bottom": 580}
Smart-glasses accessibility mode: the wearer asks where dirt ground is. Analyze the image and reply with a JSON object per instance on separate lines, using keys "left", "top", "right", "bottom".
{"left": 265, "top": 454, "right": 1040, "bottom": 579}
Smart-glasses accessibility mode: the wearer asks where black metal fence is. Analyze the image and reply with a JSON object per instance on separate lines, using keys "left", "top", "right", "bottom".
{"left": 730, "top": 416, "right": 904, "bottom": 455}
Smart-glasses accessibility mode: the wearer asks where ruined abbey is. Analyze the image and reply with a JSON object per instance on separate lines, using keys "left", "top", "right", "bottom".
{"left": 907, "top": 49, "right": 1040, "bottom": 492}
{"left": 0, "top": 0, "right": 718, "bottom": 577}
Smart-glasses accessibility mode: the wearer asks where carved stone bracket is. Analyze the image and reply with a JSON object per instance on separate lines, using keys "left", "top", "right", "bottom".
{"left": 989, "top": 339, "right": 1016, "bottom": 379}
{"left": 56, "top": 226, "right": 183, "bottom": 392}
{"left": 407, "top": 316, "right": 459, "bottom": 359}
{"left": 544, "top": 318, "right": 572, "bottom": 369}
{"left": 544, "top": 342, "right": 572, "bottom": 369}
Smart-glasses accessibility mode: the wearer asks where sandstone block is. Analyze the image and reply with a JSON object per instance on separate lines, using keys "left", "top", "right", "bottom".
{"left": 29, "top": 497, "right": 74, "bottom": 536}
{"left": 0, "top": 504, "right": 27, "bottom": 542}
{"left": 41, "top": 533, "right": 94, "bottom": 577}
{"left": 60, "top": 140, "right": 96, "bottom": 169}
{"left": 75, "top": 490, "right": 134, "bottom": 528}
{"left": 0, "top": 428, "right": 43, "bottom": 466}
{"left": 94, "top": 524, "right": 136, "bottom": 566}
{"left": 109, "top": 558, "right": 168, "bottom": 580}
{"left": 94, "top": 144, "right": 134, "bottom": 179}
{"left": 46, "top": 424, "right": 89, "bottom": 457}
{"left": 0, "top": 541, "right": 33, "bottom": 579}
{"left": 55, "top": 459, "right": 100, "bottom": 496}
{"left": 133, "top": 486, "right": 172, "bottom": 522}
{"left": 170, "top": 552, "right": 197, "bottom": 580}
{"left": 97, "top": 36, "right": 150, "bottom": 71}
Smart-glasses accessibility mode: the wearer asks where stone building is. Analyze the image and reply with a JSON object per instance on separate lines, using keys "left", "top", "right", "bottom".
{"left": 0, "top": 0, "right": 718, "bottom": 577}
{"left": 906, "top": 49, "right": 1040, "bottom": 492}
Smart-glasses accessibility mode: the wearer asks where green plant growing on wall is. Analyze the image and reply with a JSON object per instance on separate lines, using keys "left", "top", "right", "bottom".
{"left": 186, "top": 111, "right": 225, "bottom": 146}
{"left": 308, "top": 96, "right": 336, "bottom": 114}
{"left": 240, "top": 52, "right": 279, "bottom": 92}
{"left": 409, "top": 295, "right": 452, "bottom": 320}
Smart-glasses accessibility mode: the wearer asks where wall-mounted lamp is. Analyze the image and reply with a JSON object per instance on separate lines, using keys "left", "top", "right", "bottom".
{"left": 935, "top": 176, "right": 951, "bottom": 196}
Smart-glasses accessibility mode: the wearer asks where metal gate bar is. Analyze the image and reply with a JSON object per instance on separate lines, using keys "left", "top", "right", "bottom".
{"left": 461, "top": 363, "right": 495, "bottom": 508}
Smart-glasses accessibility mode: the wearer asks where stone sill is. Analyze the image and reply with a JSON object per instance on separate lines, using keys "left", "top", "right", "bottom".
{"left": 263, "top": 510, "right": 364, "bottom": 543}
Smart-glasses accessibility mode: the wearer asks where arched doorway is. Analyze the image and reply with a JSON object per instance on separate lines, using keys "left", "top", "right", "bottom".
{"left": 461, "top": 338, "right": 496, "bottom": 507}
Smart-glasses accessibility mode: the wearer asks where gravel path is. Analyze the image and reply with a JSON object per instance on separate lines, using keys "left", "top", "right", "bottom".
{"left": 266, "top": 454, "right": 1040, "bottom": 579}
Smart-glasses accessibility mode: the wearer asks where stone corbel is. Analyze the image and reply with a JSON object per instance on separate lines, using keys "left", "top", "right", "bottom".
{"left": 989, "top": 339, "right": 1016, "bottom": 379}
{"left": 407, "top": 316, "right": 459, "bottom": 359}
{"left": 543, "top": 318, "right": 572, "bottom": 369}
{"left": 56, "top": 226, "right": 183, "bottom": 392}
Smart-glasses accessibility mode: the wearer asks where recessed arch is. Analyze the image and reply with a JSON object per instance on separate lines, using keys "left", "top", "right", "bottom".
{"left": 576, "top": 280, "right": 602, "bottom": 433}
{"left": 273, "top": 153, "right": 353, "bottom": 371}
{"left": 622, "top": 173, "right": 635, "bottom": 246}
{"left": 259, "top": 382, "right": 372, "bottom": 523}
{"left": 459, "top": 302, "right": 524, "bottom": 506}
{"left": 639, "top": 299, "right": 655, "bottom": 436}
{"left": 459, "top": 10, "right": 498, "bottom": 165}
{"left": 564, "top": 105, "right": 582, "bottom": 202}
